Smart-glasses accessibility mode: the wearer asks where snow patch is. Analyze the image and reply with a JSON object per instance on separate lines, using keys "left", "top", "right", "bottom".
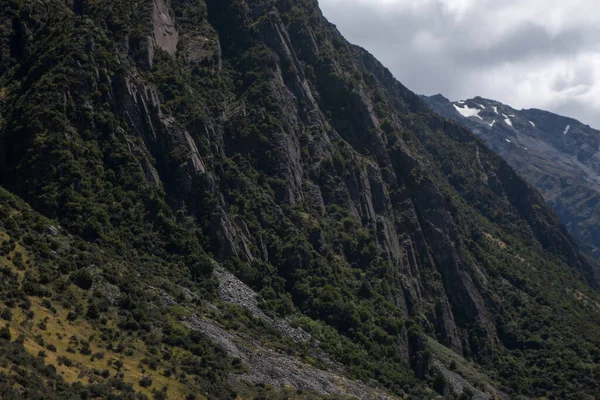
{"left": 492, "top": 106, "right": 498, "bottom": 114}
{"left": 487, "top": 120, "right": 496, "bottom": 128}
{"left": 529, "top": 121, "right": 536, "bottom": 128}
{"left": 563, "top": 125, "right": 571, "bottom": 135}
{"left": 503, "top": 114, "right": 513, "bottom": 127}
{"left": 476, "top": 103, "right": 486, "bottom": 109}
{"left": 505, "top": 138, "right": 512, "bottom": 143}
{"left": 454, "top": 104, "right": 482, "bottom": 119}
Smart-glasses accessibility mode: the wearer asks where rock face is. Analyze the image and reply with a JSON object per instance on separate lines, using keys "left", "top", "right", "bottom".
{"left": 1, "top": 0, "right": 600, "bottom": 398}
{"left": 151, "top": 0, "right": 179, "bottom": 57}
{"left": 423, "top": 94, "right": 600, "bottom": 265}
{"left": 185, "top": 315, "right": 395, "bottom": 400}
{"left": 187, "top": 265, "right": 396, "bottom": 398}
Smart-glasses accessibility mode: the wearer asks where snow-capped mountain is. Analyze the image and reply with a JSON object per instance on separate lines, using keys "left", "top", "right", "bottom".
{"left": 423, "top": 94, "right": 600, "bottom": 260}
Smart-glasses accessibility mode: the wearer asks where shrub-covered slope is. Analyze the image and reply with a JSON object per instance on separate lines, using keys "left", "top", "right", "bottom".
{"left": 0, "top": 0, "right": 600, "bottom": 399}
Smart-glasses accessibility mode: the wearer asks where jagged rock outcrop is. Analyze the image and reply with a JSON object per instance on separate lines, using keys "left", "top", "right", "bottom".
{"left": 152, "top": 0, "right": 179, "bottom": 54}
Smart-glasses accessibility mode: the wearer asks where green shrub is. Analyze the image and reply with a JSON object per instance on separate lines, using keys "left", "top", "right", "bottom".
{"left": 139, "top": 376, "right": 153, "bottom": 388}
{"left": 0, "top": 325, "right": 11, "bottom": 341}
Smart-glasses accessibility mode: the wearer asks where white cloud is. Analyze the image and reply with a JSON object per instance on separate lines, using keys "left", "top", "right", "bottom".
{"left": 318, "top": 0, "right": 600, "bottom": 128}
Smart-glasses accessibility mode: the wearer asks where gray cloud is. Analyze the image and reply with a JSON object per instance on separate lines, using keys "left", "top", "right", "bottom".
{"left": 318, "top": 0, "right": 600, "bottom": 129}
{"left": 453, "top": 25, "right": 589, "bottom": 66}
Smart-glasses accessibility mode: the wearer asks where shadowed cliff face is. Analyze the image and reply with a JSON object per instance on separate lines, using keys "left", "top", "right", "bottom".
{"left": 1, "top": 0, "right": 600, "bottom": 398}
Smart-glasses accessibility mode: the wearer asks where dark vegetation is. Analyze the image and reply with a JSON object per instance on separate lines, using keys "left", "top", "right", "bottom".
{"left": 0, "top": 0, "right": 599, "bottom": 399}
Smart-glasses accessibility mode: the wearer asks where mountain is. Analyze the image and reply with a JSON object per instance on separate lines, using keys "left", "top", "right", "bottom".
{"left": 423, "top": 94, "right": 600, "bottom": 262}
{"left": 1, "top": 0, "right": 600, "bottom": 399}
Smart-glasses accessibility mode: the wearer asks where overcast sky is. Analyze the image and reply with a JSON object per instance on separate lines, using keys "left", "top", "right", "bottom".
{"left": 318, "top": 0, "right": 600, "bottom": 129}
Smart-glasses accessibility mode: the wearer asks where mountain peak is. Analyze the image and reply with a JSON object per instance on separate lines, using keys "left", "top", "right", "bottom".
{"left": 427, "top": 93, "right": 450, "bottom": 102}
{"left": 423, "top": 93, "right": 600, "bottom": 263}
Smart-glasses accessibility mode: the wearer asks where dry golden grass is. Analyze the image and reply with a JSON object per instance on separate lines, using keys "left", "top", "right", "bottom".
{"left": 484, "top": 233, "right": 528, "bottom": 265}
{"left": 0, "top": 231, "right": 203, "bottom": 400}
{"left": 483, "top": 232, "right": 507, "bottom": 250}
{"left": 568, "top": 289, "right": 600, "bottom": 313}
{"left": 4, "top": 292, "right": 200, "bottom": 399}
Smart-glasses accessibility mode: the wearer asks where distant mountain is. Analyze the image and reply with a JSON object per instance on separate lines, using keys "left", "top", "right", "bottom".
{"left": 423, "top": 94, "right": 600, "bottom": 261}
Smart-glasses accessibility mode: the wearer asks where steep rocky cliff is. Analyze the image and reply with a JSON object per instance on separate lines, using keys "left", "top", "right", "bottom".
{"left": 0, "top": 0, "right": 600, "bottom": 399}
